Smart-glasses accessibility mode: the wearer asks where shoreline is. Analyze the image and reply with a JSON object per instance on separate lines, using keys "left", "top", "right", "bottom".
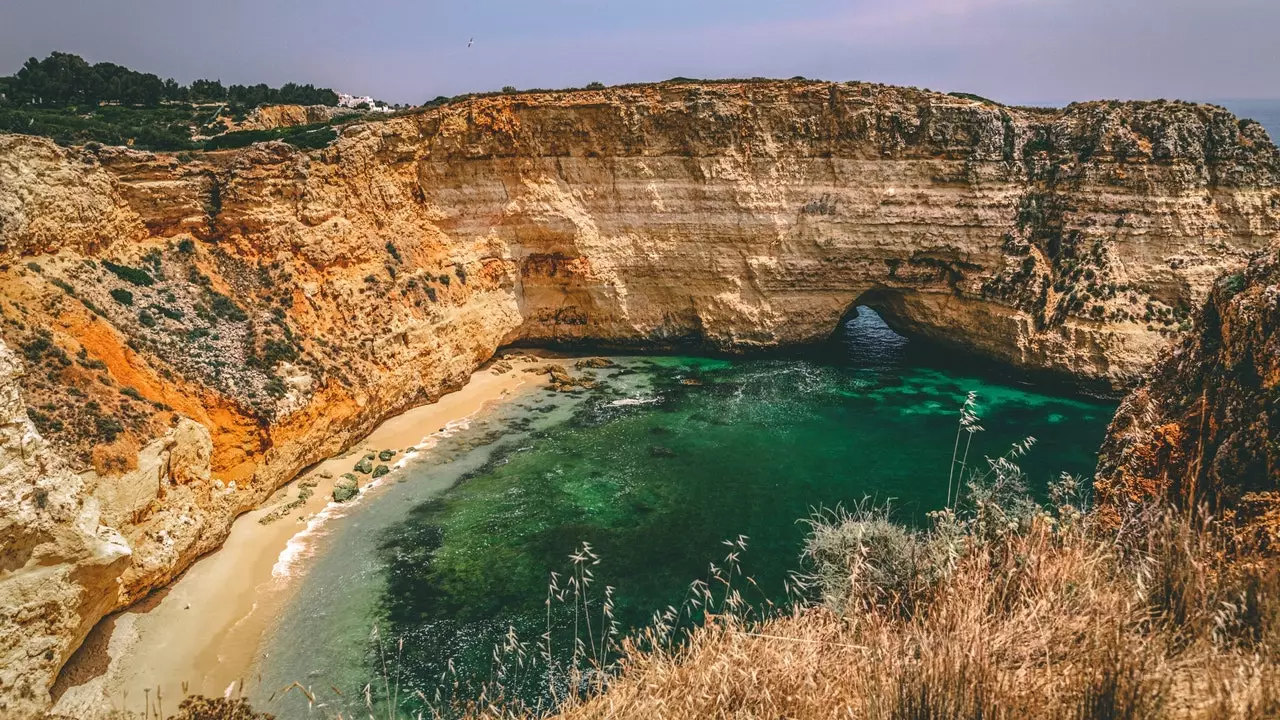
{"left": 51, "top": 355, "right": 544, "bottom": 718}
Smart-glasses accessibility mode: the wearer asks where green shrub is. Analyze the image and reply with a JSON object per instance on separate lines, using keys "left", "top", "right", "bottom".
{"left": 151, "top": 304, "right": 184, "bottom": 321}
{"left": 94, "top": 415, "right": 125, "bottom": 442}
{"left": 209, "top": 292, "right": 247, "bottom": 321}
{"left": 1220, "top": 273, "right": 1246, "bottom": 299}
{"left": 102, "top": 260, "right": 155, "bottom": 286}
{"left": 264, "top": 376, "right": 286, "bottom": 397}
{"left": 110, "top": 288, "right": 134, "bottom": 305}
{"left": 801, "top": 505, "right": 927, "bottom": 612}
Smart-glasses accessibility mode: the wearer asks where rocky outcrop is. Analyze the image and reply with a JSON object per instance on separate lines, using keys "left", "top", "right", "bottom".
{"left": 0, "top": 79, "right": 1278, "bottom": 716}
{"left": 0, "top": 342, "right": 131, "bottom": 719}
{"left": 1097, "top": 250, "right": 1280, "bottom": 542}
{"left": 224, "top": 104, "right": 357, "bottom": 133}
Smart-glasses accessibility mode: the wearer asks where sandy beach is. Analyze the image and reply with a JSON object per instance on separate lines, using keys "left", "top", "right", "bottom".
{"left": 51, "top": 356, "right": 543, "bottom": 718}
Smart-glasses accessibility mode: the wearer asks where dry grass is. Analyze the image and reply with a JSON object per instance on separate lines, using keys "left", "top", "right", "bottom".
{"left": 530, "top": 509, "right": 1279, "bottom": 720}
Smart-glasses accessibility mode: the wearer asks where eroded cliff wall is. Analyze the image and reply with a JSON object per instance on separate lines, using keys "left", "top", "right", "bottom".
{"left": 1097, "top": 249, "right": 1280, "bottom": 540}
{"left": 1, "top": 80, "right": 1278, "bottom": 716}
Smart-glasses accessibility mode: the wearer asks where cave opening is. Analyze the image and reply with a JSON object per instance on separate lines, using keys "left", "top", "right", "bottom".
{"left": 827, "top": 290, "right": 913, "bottom": 371}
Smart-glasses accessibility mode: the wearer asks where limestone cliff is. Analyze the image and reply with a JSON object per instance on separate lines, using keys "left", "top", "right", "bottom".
{"left": 1097, "top": 250, "right": 1280, "bottom": 542}
{"left": 0, "top": 79, "right": 1278, "bottom": 716}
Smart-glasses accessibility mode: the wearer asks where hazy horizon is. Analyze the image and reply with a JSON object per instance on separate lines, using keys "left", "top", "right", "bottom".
{"left": 2, "top": 1, "right": 1278, "bottom": 109}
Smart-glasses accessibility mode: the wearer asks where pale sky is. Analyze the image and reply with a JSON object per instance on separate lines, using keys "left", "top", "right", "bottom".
{"left": 1, "top": 0, "right": 1277, "bottom": 106}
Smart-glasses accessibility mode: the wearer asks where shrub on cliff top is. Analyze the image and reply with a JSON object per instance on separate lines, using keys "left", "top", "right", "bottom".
{"left": 109, "top": 288, "right": 134, "bottom": 306}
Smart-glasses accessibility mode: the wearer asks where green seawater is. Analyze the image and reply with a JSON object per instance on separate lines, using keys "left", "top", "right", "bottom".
{"left": 251, "top": 310, "right": 1115, "bottom": 717}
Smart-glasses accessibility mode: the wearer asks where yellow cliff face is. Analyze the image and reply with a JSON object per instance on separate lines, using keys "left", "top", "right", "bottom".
{"left": 0, "top": 80, "right": 1277, "bottom": 716}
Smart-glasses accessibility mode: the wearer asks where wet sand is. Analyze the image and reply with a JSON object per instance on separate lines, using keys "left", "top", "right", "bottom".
{"left": 51, "top": 356, "right": 543, "bottom": 718}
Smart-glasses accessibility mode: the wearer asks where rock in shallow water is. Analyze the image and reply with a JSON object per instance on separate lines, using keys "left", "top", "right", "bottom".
{"left": 333, "top": 476, "right": 360, "bottom": 503}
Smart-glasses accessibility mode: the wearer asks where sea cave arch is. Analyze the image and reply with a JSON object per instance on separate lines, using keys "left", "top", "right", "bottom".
{"left": 824, "top": 286, "right": 1014, "bottom": 375}
{"left": 831, "top": 285, "right": 919, "bottom": 342}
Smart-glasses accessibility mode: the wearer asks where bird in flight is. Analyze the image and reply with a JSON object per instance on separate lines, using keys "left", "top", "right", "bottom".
{"left": 468, "top": 37, "right": 474, "bottom": 48}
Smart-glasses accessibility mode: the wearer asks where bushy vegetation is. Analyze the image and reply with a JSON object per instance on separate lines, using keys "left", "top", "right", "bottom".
{"left": 202, "top": 123, "right": 338, "bottom": 151}
{"left": 1, "top": 51, "right": 337, "bottom": 108}
{"left": 0, "top": 52, "right": 344, "bottom": 150}
{"left": 102, "top": 260, "right": 155, "bottom": 286}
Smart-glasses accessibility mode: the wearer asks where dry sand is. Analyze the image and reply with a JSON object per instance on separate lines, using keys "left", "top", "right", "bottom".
{"left": 51, "top": 355, "right": 546, "bottom": 718}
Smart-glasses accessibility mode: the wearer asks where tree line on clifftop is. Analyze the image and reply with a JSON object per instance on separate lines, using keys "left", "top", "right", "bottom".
{"left": 0, "top": 51, "right": 339, "bottom": 108}
{"left": 0, "top": 52, "right": 355, "bottom": 151}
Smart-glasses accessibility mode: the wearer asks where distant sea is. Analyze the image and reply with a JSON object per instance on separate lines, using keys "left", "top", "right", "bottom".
{"left": 1214, "top": 99, "right": 1280, "bottom": 144}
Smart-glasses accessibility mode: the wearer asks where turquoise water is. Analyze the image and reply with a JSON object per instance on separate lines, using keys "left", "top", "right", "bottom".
{"left": 251, "top": 310, "right": 1115, "bottom": 717}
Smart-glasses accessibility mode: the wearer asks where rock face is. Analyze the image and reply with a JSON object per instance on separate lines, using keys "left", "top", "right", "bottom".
{"left": 0, "top": 343, "right": 131, "bottom": 719}
{"left": 1097, "top": 250, "right": 1280, "bottom": 542}
{"left": 224, "top": 104, "right": 356, "bottom": 133}
{"left": 0, "top": 79, "right": 1278, "bottom": 716}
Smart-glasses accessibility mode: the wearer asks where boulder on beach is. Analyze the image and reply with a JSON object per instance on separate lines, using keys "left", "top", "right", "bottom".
{"left": 575, "top": 357, "right": 616, "bottom": 369}
{"left": 378, "top": 449, "right": 395, "bottom": 462}
{"left": 354, "top": 457, "right": 374, "bottom": 474}
{"left": 372, "top": 464, "right": 390, "bottom": 478}
{"left": 333, "top": 476, "right": 360, "bottom": 503}
{"left": 547, "top": 364, "right": 577, "bottom": 391}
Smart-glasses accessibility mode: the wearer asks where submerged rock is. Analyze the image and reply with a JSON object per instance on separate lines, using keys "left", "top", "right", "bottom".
{"left": 333, "top": 476, "right": 360, "bottom": 503}
{"left": 650, "top": 445, "right": 677, "bottom": 458}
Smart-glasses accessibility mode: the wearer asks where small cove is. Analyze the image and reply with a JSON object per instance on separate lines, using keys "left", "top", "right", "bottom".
{"left": 250, "top": 310, "right": 1117, "bottom": 717}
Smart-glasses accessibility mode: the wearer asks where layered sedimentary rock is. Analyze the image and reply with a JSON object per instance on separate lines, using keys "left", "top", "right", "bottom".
{"left": 0, "top": 80, "right": 1278, "bottom": 716}
{"left": 1097, "top": 250, "right": 1279, "bottom": 541}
